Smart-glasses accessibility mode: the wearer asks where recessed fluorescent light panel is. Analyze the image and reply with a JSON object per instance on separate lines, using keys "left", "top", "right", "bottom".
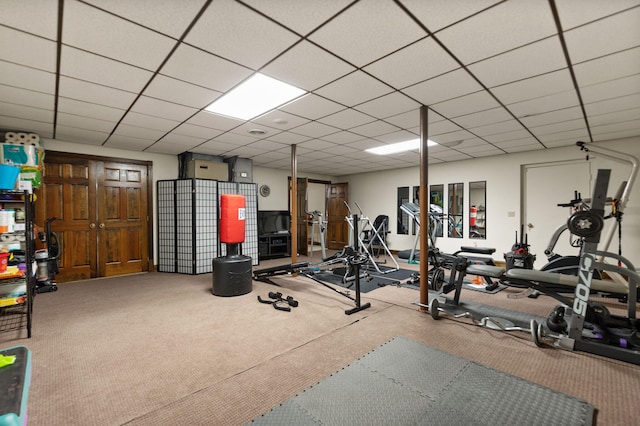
{"left": 366, "top": 138, "right": 437, "bottom": 155}
{"left": 205, "top": 73, "right": 306, "bottom": 120}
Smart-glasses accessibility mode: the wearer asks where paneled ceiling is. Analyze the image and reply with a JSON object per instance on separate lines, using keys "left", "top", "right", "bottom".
{"left": 1, "top": 0, "right": 639, "bottom": 176}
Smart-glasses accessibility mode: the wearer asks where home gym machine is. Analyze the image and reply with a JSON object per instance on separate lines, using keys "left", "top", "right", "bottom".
{"left": 344, "top": 201, "right": 399, "bottom": 275}
{"left": 307, "top": 209, "right": 327, "bottom": 262}
{"left": 519, "top": 168, "right": 640, "bottom": 365}
{"left": 398, "top": 202, "right": 444, "bottom": 264}
{"left": 253, "top": 213, "right": 371, "bottom": 315}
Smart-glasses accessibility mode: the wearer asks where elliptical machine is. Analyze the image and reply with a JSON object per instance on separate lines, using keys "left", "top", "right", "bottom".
{"left": 35, "top": 216, "right": 59, "bottom": 293}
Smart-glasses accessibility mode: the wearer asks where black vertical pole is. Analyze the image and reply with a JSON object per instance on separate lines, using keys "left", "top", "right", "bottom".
{"left": 419, "top": 106, "right": 429, "bottom": 310}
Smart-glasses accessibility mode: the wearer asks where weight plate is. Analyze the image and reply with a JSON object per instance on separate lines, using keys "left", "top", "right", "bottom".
{"left": 567, "top": 211, "right": 604, "bottom": 237}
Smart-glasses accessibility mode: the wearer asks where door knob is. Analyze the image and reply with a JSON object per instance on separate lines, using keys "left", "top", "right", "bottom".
{"left": 527, "top": 223, "right": 534, "bottom": 229}
{"left": 99, "top": 223, "right": 105, "bottom": 229}
{"left": 89, "top": 223, "right": 96, "bottom": 229}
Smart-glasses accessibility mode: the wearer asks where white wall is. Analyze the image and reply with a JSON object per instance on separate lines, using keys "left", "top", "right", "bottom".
{"left": 341, "top": 137, "right": 640, "bottom": 268}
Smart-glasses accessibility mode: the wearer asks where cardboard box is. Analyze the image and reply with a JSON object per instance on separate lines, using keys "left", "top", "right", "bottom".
{"left": 186, "top": 160, "right": 228, "bottom": 181}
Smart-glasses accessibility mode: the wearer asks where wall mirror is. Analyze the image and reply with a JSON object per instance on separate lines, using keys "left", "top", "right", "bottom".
{"left": 448, "top": 182, "right": 463, "bottom": 238}
{"left": 469, "top": 181, "right": 486, "bottom": 239}
{"left": 429, "top": 184, "right": 444, "bottom": 238}
{"left": 397, "top": 186, "right": 409, "bottom": 234}
{"left": 412, "top": 186, "right": 419, "bottom": 235}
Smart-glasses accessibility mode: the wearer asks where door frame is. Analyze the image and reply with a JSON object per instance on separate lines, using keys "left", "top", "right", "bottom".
{"left": 36, "top": 151, "right": 154, "bottom": 275}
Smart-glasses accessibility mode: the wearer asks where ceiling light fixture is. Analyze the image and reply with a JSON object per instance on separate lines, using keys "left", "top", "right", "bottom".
{"left": 205, "top": 73, "right": 306, "bottom": 120}
{"left": 365, "top": 138, "right": 437, "bottom": 155}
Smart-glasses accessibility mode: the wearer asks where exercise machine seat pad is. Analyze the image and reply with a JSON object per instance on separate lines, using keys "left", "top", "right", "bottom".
{"left": 466, "top": 264, "right": 505, "bottom": 278}
{"left": 220, "top": 194, "right": 245, "bottom": 243}
{"left": 458, "top": 246, "right": 496, "bottom": 255}
{"left": 506, "top": 268, "right": 627, "bottom": 295}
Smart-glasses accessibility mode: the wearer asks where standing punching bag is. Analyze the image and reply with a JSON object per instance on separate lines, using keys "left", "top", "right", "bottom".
{"left": 212, "top": 194, "right": 253, "bottom": 297}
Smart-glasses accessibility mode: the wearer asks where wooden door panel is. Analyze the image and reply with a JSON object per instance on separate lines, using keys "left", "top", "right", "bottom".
{"left": 98, "top": 162, "right": 149, "bottom": 276}
{"left": 296, "top": 178, "right": 308, "bottom": 255}
{"left": 327, "top": 183, "right": 348, "bottom": 250}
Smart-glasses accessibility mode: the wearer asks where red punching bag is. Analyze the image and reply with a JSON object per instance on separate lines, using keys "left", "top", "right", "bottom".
{"left": 220, "top": 194, "right": 246, "bottom": 244}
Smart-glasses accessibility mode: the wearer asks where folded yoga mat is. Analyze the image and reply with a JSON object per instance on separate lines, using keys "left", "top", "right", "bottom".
{"left": 250, "top": 336, "right": 595, "bottom": 425}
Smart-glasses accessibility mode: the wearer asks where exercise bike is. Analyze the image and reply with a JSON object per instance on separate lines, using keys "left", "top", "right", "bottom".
{"left": 35, "top": 216, "right": 59, "bottom": 293}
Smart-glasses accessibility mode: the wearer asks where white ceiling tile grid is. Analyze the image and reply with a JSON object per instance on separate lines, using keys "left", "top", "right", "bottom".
{"left": 0, "top": 0, "right": 638, "bottom": 176}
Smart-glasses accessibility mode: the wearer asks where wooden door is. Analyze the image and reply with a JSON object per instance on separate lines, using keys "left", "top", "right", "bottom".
{"left": 98, "top": 161, "right": 149, "bottom": 277}
{"left": 295, "top": 177, "right": 308, "bottom": 256}
{"left": 326, "top": 182, "right": 349, "bottom": 250}
{"left": 35, "top": 152, "right": 152, "bottom": 282}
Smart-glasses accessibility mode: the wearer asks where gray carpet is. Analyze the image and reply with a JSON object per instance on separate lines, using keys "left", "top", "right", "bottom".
{"left": 249, "top": 336, "right": 595, "bottom": 426}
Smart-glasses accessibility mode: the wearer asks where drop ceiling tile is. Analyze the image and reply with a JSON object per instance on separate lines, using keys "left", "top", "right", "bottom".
{"left": 264, "top": 131, "right": 310, "bottom": 144}
{"left": 436, "top": 0, "right": 557, "bottom": 65}
{"left": 363, "top": 37, "right": 459, "bottom": 89}
{"left": 383, "top": 109, "right": 422, "bottom": 129}
{"left": 186, "top": 111, "right": 243, "bottom": 131}
{"left": 428, "top": 119, "right": 463, "bottom": 136}
{"left": 0, "top": 86, "right": 54, "bottom": 110}
{"left": 279, "top": 94, "right": 345, "bottom": 120}
{"left": 192, "top": 140, "right": 238, "bottom": 156}
{"left": 584, "top": 93, "right": 640, "bottom": 116}
{"left": 57, "top": 97, "right": 124, "bottom": 122}
{"left": 290, "top": 121, "right": 340, "bottom": 138}
{"left": 58, "top": 77, "right": 137, "bottom": 109}
{"left": 468, "top": 148, "right": 508, "bottom": 158}
{"left": 299, "top": 150, "right": 335, "bottom": 160}
{"left": 0, "top": 116, "right": 53, "bottom": 137}
{"left": 555, "top": 0, "right": 640, "bottom": 30}
{"left": 0, "top": 1, "right": 58, "bottom": 39}
{"left": 82, "top": 0, "right": 207, "bottom": 39}
{"left": 349, "top": 120, "right": 401, "bottom": 138}
{"left": 186, "top": 0, "right": 300, "bottom": 69}
{"left": 242, "top": 0, "right": 352, "bottom": 35}
{"left": 484, "top": 129, "right": 534, "bottom": 143}
{"left": 508, "top": 91, "right": 580, "bottom": 118}
{"left": 538, "top": 129, "right": 589, "bottom": 143}
{"left": 573, "top": 47, "right": 640, "bottom": 86}
{"left": 432, "top": 90, "right": 500, "bottom": 118}
{"left": 245, "top": 139, "right": 288, "bottom": 151}
{"left": 143, "top": 75, "right": 222, "bottom": 109}
{"left": 120, "top": 112, "right": 179, "bottom": 132}
{"left": 317, "top": 109, "right": 375, "bottom": 129}
{"left": 60, "top": 46, "right": 153, "bottom": 92}
{"left": 529, "top": 118, "right": 587, "bottom": 136}
{"left": 374, "top": 130, "right": 420, "bottom": 144}
{"left": 298, "top": 139, "right": 338, "bottom": 150}
{"left": 161, "top": 44, "right": 253, "bottom": 92}
{"left": 402, "top": 68, "right": 483, "bottom": 106}
{"left": 261, "top": 41, "right": 355, "bottom": 91}
{"left": 581, "top": 74, "right": 640, "bottom": 104}
{"left": 131, "top": 96, "right": 198, "bottom": 122}
{"left": 0, "top": 27, "right": 57, "bottom": 72}
{"left": 308, "top": 0, "right": 426, "bottom": 67}
{"left": 211, "top": 132, "right": 256, "bottom": 146}
{"left": 217, "top": 144, "right": 270, "bottom": 158}
{"left": 469, "top": 119, "right": 525, "bottom": 137}
{"left": 56, "top": 112, "right": 117, "bottom": 133}
{"left": 353, "top": 92, "right": 420, "bottom": 120}
{"left": 400, "top": 0, "right": 502, "bottom": 33}
{"left": 592, "top": 127, "right": 640, "bottom": 141}
{"left": 544, "top": 138, "right": 587, "bottom": 148}
{"left": 469, "top": 37, "right": 567, "bottom": 88}
{"left": 63, "top": 1, "right": 176, "bottom": 70}
{"left": 0, "top": 62, "right": 55, "bottom": 94}
{"left": 314, "top": 71, "right": 393, "bottom": 107}
{"left": 591, "top": 118, "right": 640, "bottom": 135}
{"left": 250, "top": 109, "right": 310, "bottom": 131}
{"left": 145, "top": 139, "right": 199, "bottom": 155}
{"left": 171, "top": 123, "right": 224, "bottom": 140}
{"left": 105, "top": 134, "right": 155, "bottom": 150}
{"left": 589, "top": 107, "right": 640, "bottom": 126}
{"left": 431, "top": 130, "right": 475, "bottom": 146}
{"left": 230, "top": 122, "right": 282, "bottom": 139}
{"left": 55, "top": 125, "right": 108, "bottom": 145}
{"left": 113, "top": 123, "right": 166, "bottom": 139}
{"left": 519, "top": 106, "right": 583, "bottom": 127}
{"left": 0, "top": 102, "right": 53, "bottom": 123}
{"left": 493, "top": 137, "right": 540, "bottom": 149}
{"left": 490, "top": 70, "right": 574, "bottom": 105}
{"left": 453, "top": 107, "right": 514, "bottom": 128}
{"left": 564, "top": 7, "right": 640, "bottom": 63}
{"left": 320, "top": 131, "right": 366, "bottom": 144}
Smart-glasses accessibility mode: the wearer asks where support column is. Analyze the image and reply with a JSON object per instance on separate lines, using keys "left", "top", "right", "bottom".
{"left": 291, "top": 144, "right": 297, "bottom": 265}
{"left": 419, "top": 106, "right": 429, "bottom": 311}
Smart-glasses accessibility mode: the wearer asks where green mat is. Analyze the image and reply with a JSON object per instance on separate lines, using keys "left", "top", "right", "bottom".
{"left": 250, "top": 336, "right": 595, "bottom": 425}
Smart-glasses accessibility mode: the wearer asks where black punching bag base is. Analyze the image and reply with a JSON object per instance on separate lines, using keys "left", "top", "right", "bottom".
{"left": 212, "top": 255, "right": 253, "bottom": 297}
